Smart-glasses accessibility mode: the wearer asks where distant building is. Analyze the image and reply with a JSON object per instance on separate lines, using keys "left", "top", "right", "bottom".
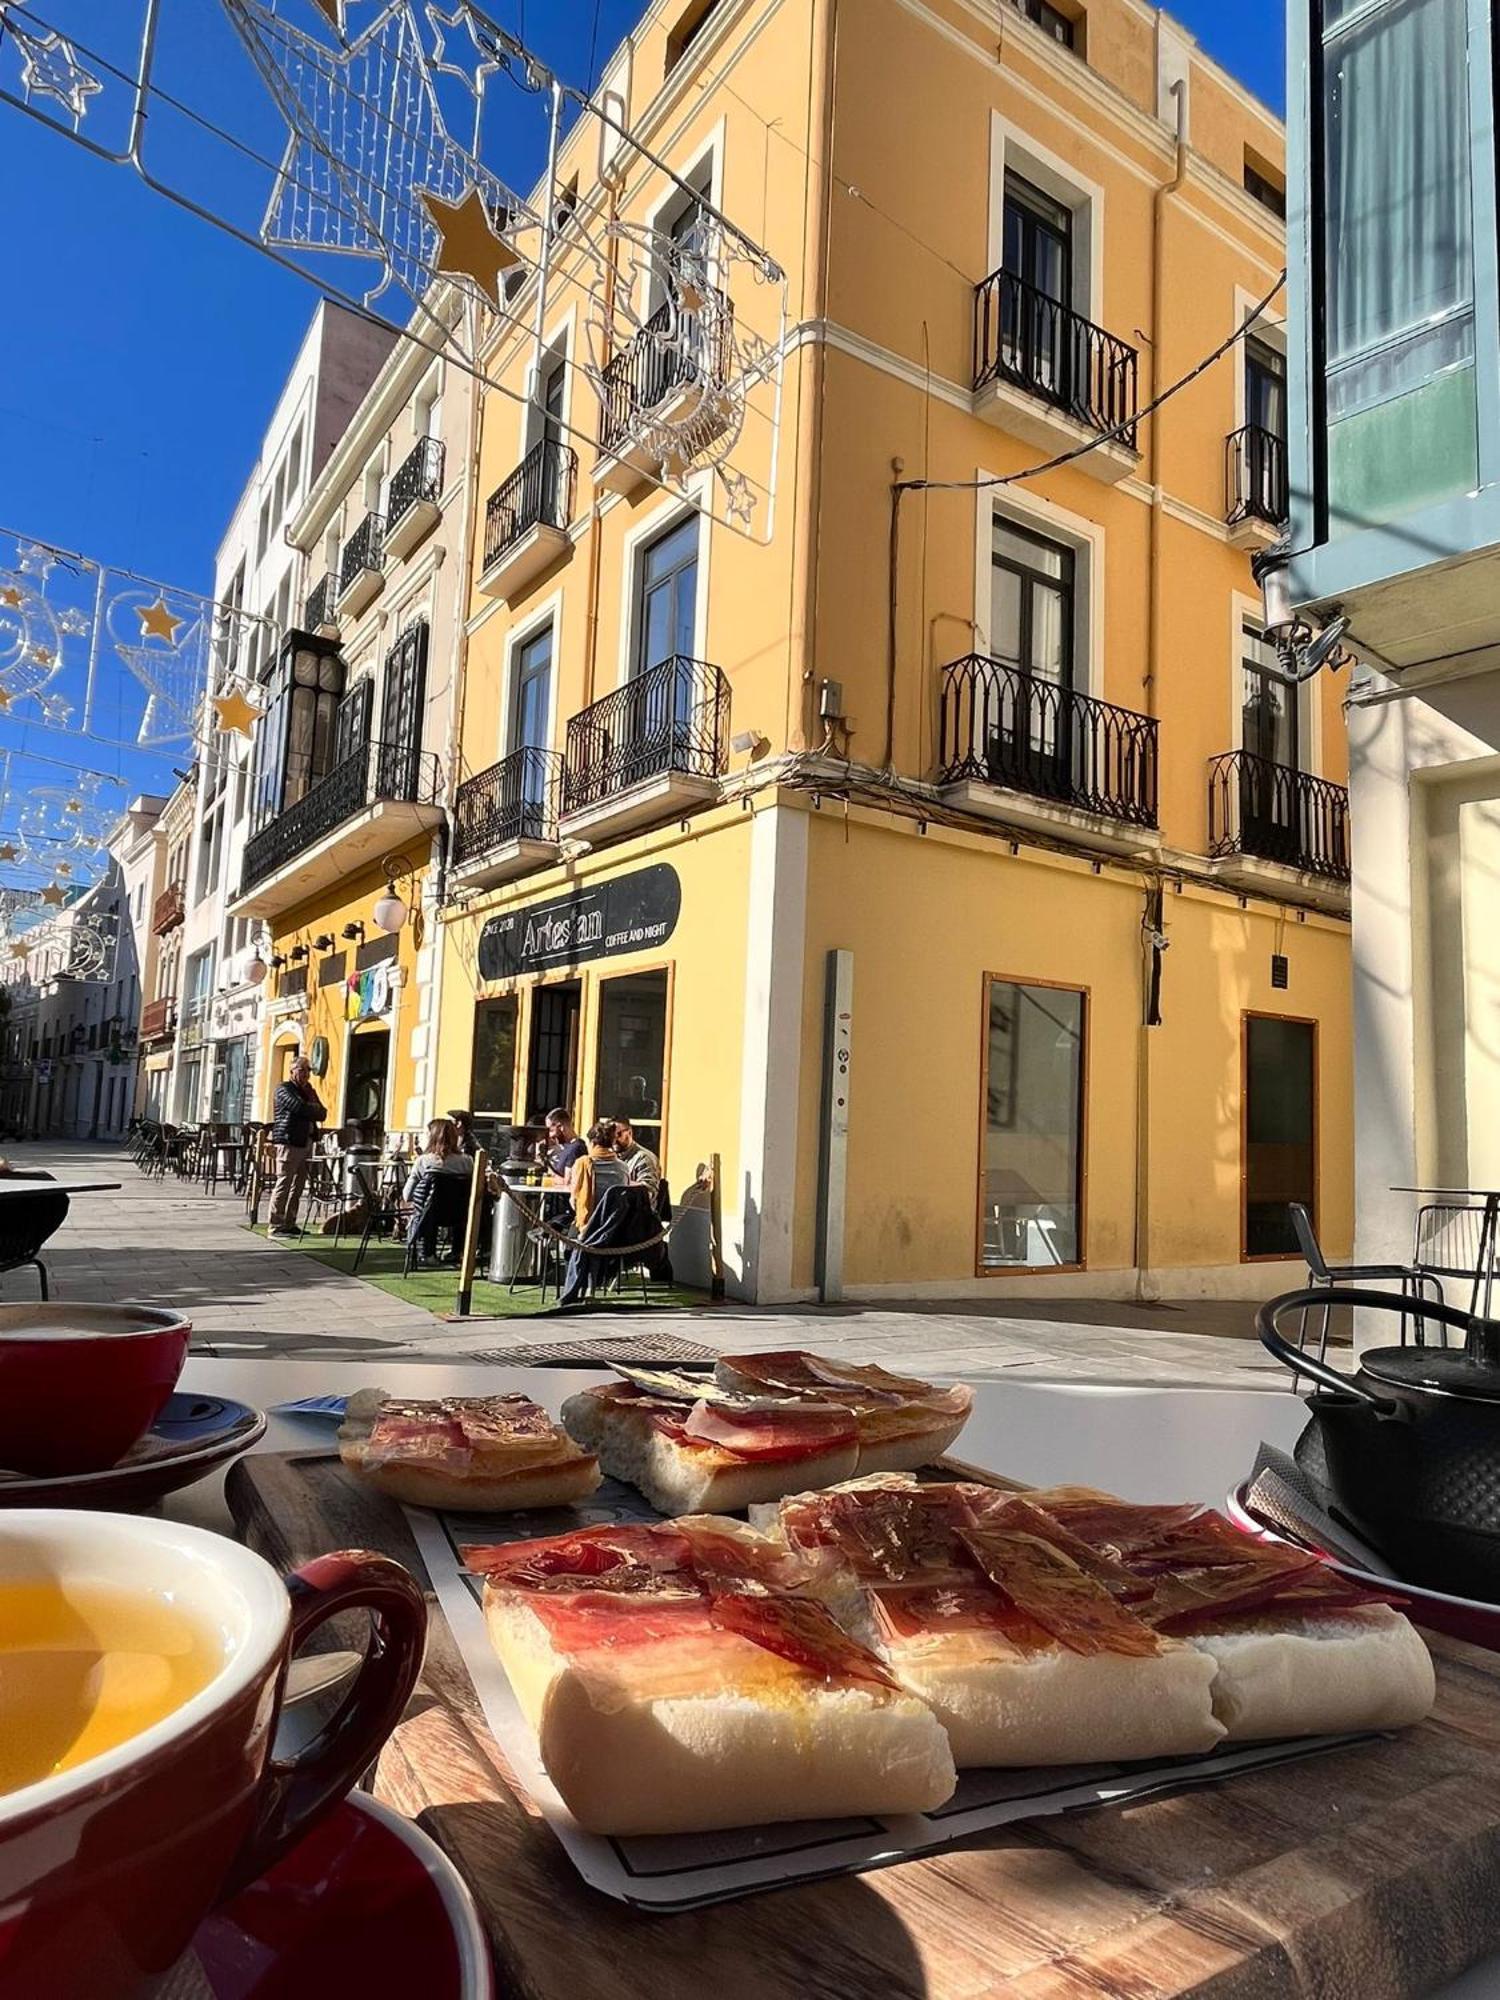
{"left": 1281, "top": 0, "right": 1500, "bottom": 1271}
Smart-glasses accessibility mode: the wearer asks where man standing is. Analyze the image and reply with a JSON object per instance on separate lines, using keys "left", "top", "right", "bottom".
{"left": 613, "top": 1117, "right": 661, "bottom": 1192}
{"left": 268, "top": 1054, "right": 326, "bottom": 1236}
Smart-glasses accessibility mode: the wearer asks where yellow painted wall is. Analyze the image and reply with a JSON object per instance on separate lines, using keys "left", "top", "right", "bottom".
{"left": 258, "top": 862, "right": 427, "bottom": 1136}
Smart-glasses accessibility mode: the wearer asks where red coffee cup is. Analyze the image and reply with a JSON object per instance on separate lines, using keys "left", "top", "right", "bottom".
{"left": 0, "top": 1304, "right": 193, "bottom": 1477}
{"left": 0, "top": 1510, "right": 428, "bottom": 1998}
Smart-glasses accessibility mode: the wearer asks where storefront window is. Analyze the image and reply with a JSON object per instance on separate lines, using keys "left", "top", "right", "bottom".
{"left": 595, "top": 970, "right": 668, "bottom": 1158}
{"left": 471, "top": 998, "right": 519, "bottom": 1130}
{"left": 979, "top": 977, "right": 1084, "bottom": 1269}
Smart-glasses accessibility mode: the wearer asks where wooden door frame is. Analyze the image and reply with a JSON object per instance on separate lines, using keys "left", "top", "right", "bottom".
{"left": 590, "top": 960, "right": 676, "bottom": 1166}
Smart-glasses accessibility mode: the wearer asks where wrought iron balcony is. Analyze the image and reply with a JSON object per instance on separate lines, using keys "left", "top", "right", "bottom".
{"left": 597, "top": 294, "right": 734, "bottom": 457}
{"left": 974, "top": 268, "right": 1139, "bottom": 450}
{"left": 1226, "top": 424, "right": 1289, "bottom": 528}
{"left": 338, "top": 512, "right": 385, "bottom": 606}
{"left": 304, "top": 571, "right": 339, "bottom": 634}
{"left": 140, "top": 996, "right": 176, "bottom": 1041}
{"left": 1208, "top": 751, "right": 1350, "bottom": 880}
{"left": 239, "top": 737, "right": 441, "bottom": 895}
{"left": 939, "top": 653, "right": 1158, "bottom": 828}
{"left": 562, "top": 655, "right": 730, "bottom": 817}
{"left": 454, "top": 747, "right": 563, "bottom": 866}
{"left": 388, "top": 436, "right": 445, "bottom": 531}
{"left": 483, "top": 438, "right": 577, "bottom": 574}
{"left": 151, "top": 882, "right": 185, "bottom": 935}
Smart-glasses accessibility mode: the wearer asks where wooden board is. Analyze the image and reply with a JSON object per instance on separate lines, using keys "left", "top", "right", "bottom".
{"left": 229, "top": 1448, "right": 1500, "bottom": 2000}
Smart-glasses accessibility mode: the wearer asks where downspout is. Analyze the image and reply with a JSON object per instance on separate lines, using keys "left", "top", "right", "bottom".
{"left": 785, "top": 0, "right": 837, "bottom": 753}
{"left": 1133, "top": 66, "right": 1188, "bottom": 1304}
{"left": 582, "top": 176, "right": 623, "bottom": 710}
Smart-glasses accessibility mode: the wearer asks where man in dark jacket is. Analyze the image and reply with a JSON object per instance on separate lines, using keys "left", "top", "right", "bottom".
{"left": 268, "top": 1055, "right": 326, "bottom": 1235}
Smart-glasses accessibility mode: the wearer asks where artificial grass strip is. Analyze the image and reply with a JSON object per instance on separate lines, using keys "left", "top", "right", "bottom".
{"left": 247, "top": 1224, "right": 705, "bottom": 1319}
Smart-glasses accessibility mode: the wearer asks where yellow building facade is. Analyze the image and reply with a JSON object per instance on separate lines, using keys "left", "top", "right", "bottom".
{"left": 431, "top": 0, "right": 1351, "bottom": 1305}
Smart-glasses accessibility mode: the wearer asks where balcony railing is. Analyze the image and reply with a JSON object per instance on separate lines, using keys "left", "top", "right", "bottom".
{"left": 974, "top": 268, "right": 1139, "bottom": 449}
{"left": 239, "top": 737, "right": 441, "bottom": 894}
{"left": 1226, "top": 424, "right": 1289, "bottom": 528}
{"left": 339, "top": 512, "right": 385, "bottom": 594}
{"left": 151, "top": 882, "right": 185, "bottom": 935}
{"left": 388, "top": 436, "right": 445, "bottom": 530}
{"left": 454, "top": 747, "right": 563, "bottom": 864}
{"left": 1208, "top": 751, "right": 1350, "bottom": 880}
{"left": 598, "top": 294, "right": 733, "bottom": 455}
{"left": 483, "top": 438, "right": 578, "bottom": 571}
{"left": 304, "top": 571, "right": 338, "bottom": 630}
{"left": 563, "top": 655, "right": 730, "bottom": 816}
{"left": 140, "top": 997, "right": 175, "bottom": 1040}
{"left": 939, "top": 653, "right": 1159, "bottom": 827}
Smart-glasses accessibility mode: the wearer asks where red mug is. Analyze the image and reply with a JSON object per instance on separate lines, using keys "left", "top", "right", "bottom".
{"left": 0, "top": 1510, "right": 428, "bottom": 1998}
{"left": 0, "top": 1304, "right": 192, "bottom": 1476}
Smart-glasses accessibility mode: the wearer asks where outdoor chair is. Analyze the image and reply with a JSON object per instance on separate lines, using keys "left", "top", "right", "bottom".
{"left": 349, "top": 1162, "right": 410, "bottom": 1274}
{"left": 1288, "top": 1202, "right": 1443, "bottom": 1377}
{"left": 296, "top": 1151, "right": 345, "bottom": 1240}
{"left": 558, "top": 1183, "right": 668, "bottom": 1308}
{"left": 403, "top": 1170, "right": 473, "bottom": 1273}
{"left": 0, "top": 1184, "right": 70, "bottom": 1300}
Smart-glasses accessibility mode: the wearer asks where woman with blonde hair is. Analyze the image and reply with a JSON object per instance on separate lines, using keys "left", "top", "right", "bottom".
{"left": 403, "top": 1117, "right": 474, "bottom": 1264}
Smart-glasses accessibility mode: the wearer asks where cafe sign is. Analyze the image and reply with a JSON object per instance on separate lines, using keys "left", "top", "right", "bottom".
{"left": 478, "top": 864, "right": 681, "bottom": 980}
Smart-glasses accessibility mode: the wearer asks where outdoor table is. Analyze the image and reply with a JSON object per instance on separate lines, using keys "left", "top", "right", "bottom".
{"left": 1394, "top": 1184, "right": 1500, "bottom": 1319}
{"left": 0, "top": 1179, "right": 120, "bottom": 1194}
{"left": 152, "top": 1358, "right": 1500, "bottom": 1999}
{"left": 487, "top": 1181, "right": 572, "bottom": 1284}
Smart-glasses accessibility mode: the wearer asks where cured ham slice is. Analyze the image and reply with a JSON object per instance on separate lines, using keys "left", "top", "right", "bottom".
{"left": 714, "top": 1351, "right": 975, "bottom": 1473}
{"left": 339, "top": 1389, "right": 600, "bottom": 1512}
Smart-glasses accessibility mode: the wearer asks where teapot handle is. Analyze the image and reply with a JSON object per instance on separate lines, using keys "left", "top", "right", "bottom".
{"left": 1255, "top": 1286, "right": 1475, "bottom": 1417}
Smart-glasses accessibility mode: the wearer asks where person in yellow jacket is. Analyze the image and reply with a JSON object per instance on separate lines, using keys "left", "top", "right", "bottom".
{"left": 569, "top": 1120, "right": 627, "bottom": 1235}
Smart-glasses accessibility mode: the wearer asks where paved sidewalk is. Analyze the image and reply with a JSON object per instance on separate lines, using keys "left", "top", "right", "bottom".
{"left": 9, "top": 1142, "right": 1316, "bottom": 1392}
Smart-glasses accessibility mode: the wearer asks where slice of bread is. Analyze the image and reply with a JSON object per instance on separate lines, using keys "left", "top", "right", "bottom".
{"left": 713, "top": 1354, "right": 972, "bottom": 1474}
{"left": 1186, "top": 1605, "right": 1436, "bottom": 1741}
{"left": 339, "top": 1388, "right": 600, "bottom": 1513}
{"left": 561, "top": 1387, "right": 861, "bottom": 1512}
{"left": 484, "top": 1590, "right": 956, "bottom": 1835}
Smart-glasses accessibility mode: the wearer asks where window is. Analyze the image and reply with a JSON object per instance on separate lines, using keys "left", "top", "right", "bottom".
{"left": 252, "top": 637, "right": 347, "bottom": 828}
{"left": 362, "top": 452, "right": 385, "bottom": 514}
{"left": 285, "top": 423, "right": 303, "bottom": 502}
{"left": 470, "top": 997, "right": 519, "bottom": 1125}
{"left": 595, "top": 970, "right": 668, "bottom": 1159}
{"left": 1004, "top": 171, "right": 1072, "bottom": 309}
{"left": 1320, "top": 0, "right": 1476, "bottom": 530}
{"left": 1244, "top": 1015, "right": 1316, "bottom": 1258}
{"left": 979, "top": 977, "right": 1085, "bottom": 1270}
{"left": 378, "top": 620, "right": 429, "bottom": 797}
{"left": 990, "top": 518, "right": 1074, "bottom": 687}
{"left": 1241, "top": 620, "right": 1298, "bottom": 770}
{"left": 635, "top": 515, "right": 699, "bottom": 673}
{"left": 1246, "top": 338, "right": 1287, "bottom": 444}
{"left": 256, "top": 497, "right": 271, "bottom": 563}
{"left": 1017, "top": 0, "right": 1075, "bottom": 48}
{"left": 665, "top": 0, "right": 723, "bottom": 73}
{"left": 1243, "top": 155, "right": 1286, "bottom": 219}
{"left": 510, "top": 622, "right": 552, "bottom": 756}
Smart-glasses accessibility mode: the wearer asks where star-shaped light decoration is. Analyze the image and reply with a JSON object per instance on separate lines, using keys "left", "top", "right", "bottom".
{"left": 29, "top": 646, "right": 54, "bottom": 668}
{"left": 9, "top": 942, "right": 28, "bottom": 963}
{"left": 0, "top": 691, "right": 14, "bottom": 714}
{"left": 420, "top": 186, "right": 520, "bottom": 305}
{"left": 56, "top": 863, "right": 72, "bottom": 878}
{"left": 57, "top": 607, "right": 90, "bottom": 636}
{"left": 0, "top": 588, "right": 20, "bottom": 609}
{"left": 40, "top": 694, "right": 73, "bottom": 725}
{"left": 135, "top": 598, "right": 183, "bottom": 643}
{"left": 426, "top": 2, "right": 505, "bottom": 95}
{"left": 39, "top": 884, "right": 66, "bottom": 908}
{"left": 64, "top": 798, "right": 83, "bottom": 816}
{"left": 0, "top": 844, "right": 18, "bottom": 864}
{"left": 210, "top": 687, "right": 265, "bottom": 739}
{"left": 15, "top": 26, "right": 102, "bottom": 122}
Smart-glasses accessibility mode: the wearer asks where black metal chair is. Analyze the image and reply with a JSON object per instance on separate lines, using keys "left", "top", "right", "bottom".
{"left": 0, "top": 1185, "right": 70, "bottom": 1299}
{"left": 1288, "top": 1202, "right": 1443, "bottom": 1374}
{"left": 350, "top": 1162, "right": 409, "bottom": 1274}
{"left": 403, "top": 1169, "right": 474, "bottom": 1273}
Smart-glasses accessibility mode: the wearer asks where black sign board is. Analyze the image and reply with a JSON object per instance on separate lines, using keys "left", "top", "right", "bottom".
{"left": 478, "top": 864, "right": 681, "bottom": 981}
{"left": 1271, "top": 953, "right": 1289, "bottom": 991}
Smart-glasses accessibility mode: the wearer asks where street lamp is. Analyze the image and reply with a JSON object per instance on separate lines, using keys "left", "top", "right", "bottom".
{"left": 372, "top": 851, "right": 418, "bottom": 936}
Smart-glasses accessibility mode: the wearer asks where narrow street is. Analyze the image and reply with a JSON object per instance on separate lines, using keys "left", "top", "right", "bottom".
{"left": 15, "top": 1142, "right": 1303, "bottom": 1390}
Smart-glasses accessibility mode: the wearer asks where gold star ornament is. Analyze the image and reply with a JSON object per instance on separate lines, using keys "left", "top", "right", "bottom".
{"left": 421, "top": 186, "right": 521, "bottom": 306}
{"left": 39, "top": 883, "right": 65, "bottom": 907}
{"left": 0, "top": 588, "right": 20, "bottom": 608}
{"left": 211, "top": 687, "right": 265, "bottom": 738}
{"left": 135, "top": 598, "right": 183, "bottom": 643}
{"left": 9, "top": 942, "right": 27, "bottom": 962}
{"left": 55, "top": 863, "right": 72, "bottom": 878}
{"left": 0, "top": 844, "right": 18, "bottom": 863}
{"left": 64, "top": 798, "right": 82, "bottom": 815}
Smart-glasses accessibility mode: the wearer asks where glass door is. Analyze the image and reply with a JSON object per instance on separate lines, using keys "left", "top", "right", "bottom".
{"left": 635, "top": 516, "right": 700, "bottom": 775}
{"left": 1240, "top": 621, "right": 1300, "bottom": 862}
{"left": 1244, "top": 1015, "right": 1316, "bottom": 1257}
{"left": 988, "top": 518, "right": 1074, "bottom": 800}
{"left": 378, "top": 621, "right": 429, "bottom": 800}
{"left": 594, "top": 970, "right": 668, "bottom": 1159}
{"left": 541, "top": 355, "right": 567, "bottom": 523}
{"left": 509, "top": 624, "right": 552, "bottom": 838}
{"left": 980, "top": 977, "right": 1085, "bottom": 1270}
{"left": 1001, "top": 170, "right": 1073, "bottom": 405}
{"left": 525, "top": 981, "right": 581, "bottom": 1125}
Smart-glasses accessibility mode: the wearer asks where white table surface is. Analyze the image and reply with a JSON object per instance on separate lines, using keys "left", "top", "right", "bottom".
{"left": 160, "top": 1356, "right": 1500, "bottom": 1998}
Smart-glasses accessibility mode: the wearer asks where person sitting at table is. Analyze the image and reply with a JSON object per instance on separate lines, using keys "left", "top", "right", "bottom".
{"left": 612, "top": 1117, "right": 661, "bottom": 1193}
{"left": 570, "top": 1120, "right": 627, "bottom": 1234}
{"left": 402, "top": 1118, "right": 474, "bottom": 1265}
{"left": 448, "top": 1109, "right": 482, "bottom": 1159}
{"left": 541, "top": 1106, "right": 587, "bottom": 1178}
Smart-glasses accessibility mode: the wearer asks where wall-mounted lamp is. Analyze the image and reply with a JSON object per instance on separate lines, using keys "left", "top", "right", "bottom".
{"left": 269, "top": 953, "right": 287, "bottom": 972}
{"left": 312, "top": 934, "right": 336, "bottom": 952}
{"left": 730, "top": 728, "right": 771, "bottom": 759}
{"left": 289, "top": 943, "right": 309, "bottom": 963}
{"left": 372, "top": 851, "right": 418, "bottom": 936}
{"left": 341, "top": 921, "right": 366, "bottom": 944}
{"left": 247, "top": 954, "right": 268, "bottom": 987}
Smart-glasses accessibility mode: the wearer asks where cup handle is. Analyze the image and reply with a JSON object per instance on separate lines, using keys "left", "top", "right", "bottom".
{"left": 222, "top": 1548, "right": 427, "bottom": 1896}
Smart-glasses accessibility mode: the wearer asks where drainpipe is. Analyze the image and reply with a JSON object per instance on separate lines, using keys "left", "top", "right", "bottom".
{"left": 582, "top": 177, "right": 622, "bottom": 710}
{"left": 1133, "top": 67, "right": 1188, "bottom": 1304}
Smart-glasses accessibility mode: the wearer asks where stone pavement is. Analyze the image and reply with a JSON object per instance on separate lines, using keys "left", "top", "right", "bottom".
{"left": 11, "top": 1142, "right": 1323, "bottom": 1392}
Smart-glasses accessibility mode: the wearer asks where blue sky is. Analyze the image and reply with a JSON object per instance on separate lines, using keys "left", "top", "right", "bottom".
{"left": 0, "top": 0, "right": 1285, "bottom": 806}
